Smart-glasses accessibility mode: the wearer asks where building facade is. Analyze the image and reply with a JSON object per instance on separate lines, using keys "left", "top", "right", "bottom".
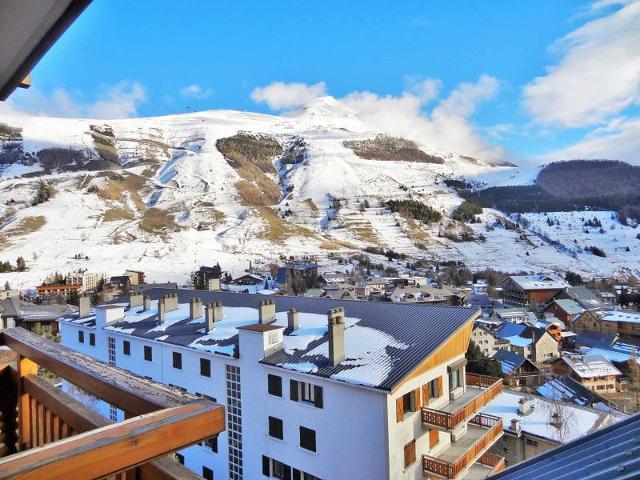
{"left": 59, "top": 289, "right": 505, "bottom": 480}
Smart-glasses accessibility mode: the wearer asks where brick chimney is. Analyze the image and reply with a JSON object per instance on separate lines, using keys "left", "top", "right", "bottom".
{"left": 143, "top": 295, "right": 151, "bottom": 311}
{"left": 259, "top": 299, "right": 276, "bottom": 324}
{"left": 328, "top": 307, "right": 345, "bottom": 366}
{"left": 288, "top": 308, "right": 299, "bottom": 330}
{"left": 189, "top": 297, "right": 203, "bottom": 320}
{"left": 158, "top": 298, "right": 166, "bottom": 323}
{"left": 79, "top": 295, "right": 91, "bottom": 318}
{"left": 129, "top": 292, "right": 143, "bottom": 308}
{"left": 163, "top": 292, "right": 178, "bottom": 312}
{"left": 205, "top": 302, "right": 223, "bottom": 332}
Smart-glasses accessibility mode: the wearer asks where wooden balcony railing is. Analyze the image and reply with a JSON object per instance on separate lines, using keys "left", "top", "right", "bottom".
{"left": 423, "top": 413, "right": 503, "bottom": 479}
{"left": 477, "top": 453, "right": 506, "bottom": 475}
{"left": 0, "top": 327, "right": 225, "bottom": 480}
{"left": 421, "top": 374, "right": 503, "bottom": 431}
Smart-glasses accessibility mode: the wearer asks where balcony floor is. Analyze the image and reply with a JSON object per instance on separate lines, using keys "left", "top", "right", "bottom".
{"left": 436, "top": 386, "right": 483, "bottom": 414}
{"left": 433, "top": 424, "right": 487, "bottom": 464}
{"left": 462, "top": 463, "right": 494, "bottom": 480}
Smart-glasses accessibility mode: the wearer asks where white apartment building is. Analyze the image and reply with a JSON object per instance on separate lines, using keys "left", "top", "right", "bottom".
{"left": 58, "top": 289, "right": 505, "bottom": 480}
{"left": 65, "top": 271, "right": 106, "bottom": 292}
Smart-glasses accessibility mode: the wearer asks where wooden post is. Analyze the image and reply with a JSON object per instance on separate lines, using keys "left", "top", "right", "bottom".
{"left": 0, "top": 350, "right": 19, "bottom": 457}
{"left": 17, "top": 357, "right": 37, "bottom": 451}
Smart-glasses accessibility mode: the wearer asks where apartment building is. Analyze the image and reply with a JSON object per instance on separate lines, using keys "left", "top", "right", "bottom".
{"left": 66, "top": 271, "right": 106, "bottom": 292}
{"left": 501, "top": 275, "right": 568, "bottom": 308}
{"left": 58, "top": 289, "right": 505, "bottom": 480}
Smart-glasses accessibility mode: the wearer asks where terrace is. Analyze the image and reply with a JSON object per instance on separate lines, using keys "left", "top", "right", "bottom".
{"left": 0, "top": 327, "right": 225, "bottom": 480}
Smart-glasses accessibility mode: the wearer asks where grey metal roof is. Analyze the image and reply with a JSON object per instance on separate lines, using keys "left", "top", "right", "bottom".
{"left": 489, "top": 412, "right": 639, "bottom": 480}
{"left": 0, "top": 298, "right": 75, "bottom": 321}
{"left": 66, "top": 288, "right": 479, "bottom": 391}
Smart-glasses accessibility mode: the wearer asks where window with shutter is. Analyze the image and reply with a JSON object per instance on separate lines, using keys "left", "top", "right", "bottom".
{"left": 290, "top": 380, "right": 299, "bottom": 401}
{"left": 437, "top": 376, "right": 443, "bottom": 397}
{"left": 396, "top": 396, "right": 404, "bottom": 422}
{"left": 404, "top": 439, "right": 416, "bottom": 467}
{"left": 268, "top": 374, "right": 282, "bottom": 397}
{"left": 262, "top": 456, "right": 271, "bottom": 476}
{"left": 299, "top": 426, "right": 317, "bottom": 452}
{"left": 313, "top": 385, "right": 323, "bottom": 408}
{"left": 413, "top": 387, "right": 421, "bottom": 409}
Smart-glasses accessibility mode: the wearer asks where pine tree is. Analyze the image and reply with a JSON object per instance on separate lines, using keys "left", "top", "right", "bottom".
{"left": 16, "top": 256, "right": 26, "bottom": 272}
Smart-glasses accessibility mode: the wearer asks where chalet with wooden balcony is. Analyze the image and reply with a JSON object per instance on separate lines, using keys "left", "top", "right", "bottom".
{"left": 54, "top": 288, "right": 504, "bottom": 480}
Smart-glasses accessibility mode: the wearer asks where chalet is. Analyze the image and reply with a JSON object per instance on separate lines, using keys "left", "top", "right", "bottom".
{"left": 483, "top": 391, "right": 625, "bottom": 468}
{"left": 555, "top": 354, "right": 621, "bottom": 394}
{"left": 386, "top": 285, "right": 464, "bottom": 305}
{"left": 501, "top": 275, "right": 568, "bottom": 308}
{"left": 471, "top": 324, "right": 510, "bottom": 357}
{"left": 0, "top": 297, "right": 74, "bottom": 334}
{"left": 495, "top": 323, "right": 560, "bottom": 364}
{"left": 494, "top": 350, "right": 541, "bottom": 387}
{"left": 555, "top": 285, "right": 603, "bottom": 310}
{"left": 573, "top": 309, "right": 640, "bottom": 338}
{"left": 543, "top": 299, "right": 584, "bottom": 327}
{"left": 536, "top": 375, "right": 617, "bottom": 411}
{"left": 232, "top": 272, "right": 265, "bottom": 286}
{"left": 491, "top": 307, "right": 534, "bottom": 324}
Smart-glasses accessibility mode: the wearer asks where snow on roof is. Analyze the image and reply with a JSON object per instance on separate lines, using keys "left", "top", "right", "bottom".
{"left": 61, "top": 289, "right": 478, "bottom": 391}
{"left": 508, "top": 275, "right": 569, "bottom": 291}
{"left": 601, "top": 310, "right": 640, "bottom": 324}
{"left": 562, "top": 354, "right": 622, "bottom": 378}
{"left": 552, "top": 299, "right": 585, "bottom": 315}
{"left": 482, "top": 390, "right": 625, "bottom": 443}
{"left": 536, "top": 376, "right": 613, "bottom": 410}
{"left": 494, "top": 349, "right": 527, "bottom": 374}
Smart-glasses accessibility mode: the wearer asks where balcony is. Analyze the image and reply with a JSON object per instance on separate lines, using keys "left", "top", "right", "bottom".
{"left": 422, "top": 413, "right": 503, "bottom": 479}
{"left": 0, "top": 327, "right": 225, "bottom": 480}
{"left": 464, "top": 453, "right": 506, "bottom": 480}
{"left": 422, "top": 374, "right": 503, "bottom": 431}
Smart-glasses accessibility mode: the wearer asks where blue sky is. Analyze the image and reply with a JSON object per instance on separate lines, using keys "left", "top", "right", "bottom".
{"left": 4, "top": 0, "right": 640, "bottom": 164}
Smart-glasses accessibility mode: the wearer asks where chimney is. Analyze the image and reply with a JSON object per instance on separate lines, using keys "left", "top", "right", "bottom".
{"left": 163, "top": 292, "right": 178, "bottom": 312}
{"left": 288, "top": 308, "right": 299, "bottom": 330}
{"left": 509, "top": 419, "right": 521, "bottom": 435}
{"left": 205, "top": 302, "right": 223, "bottom": 332}
{"left": 158, "top": 298, "right": 166, "bottom": 323}
{"left": 207, "top": 278, "right": 220, "bottom": 291}
{"left": 143, "top": 295, "right": 151, "bottom": 311}
{"left": 129, "top": 292, "right": 143, "bottom": 308}
{"left": 550, "top": 412, "right": 562, "bottom": 428}
{"left": 328, "top": 307, "right": 345, "bottom": 366}
{"left": 189, "top": 297, "right": 203, "bottom": 320}
{"left": 518, "top": 397, "right": 533, "bottom": 416}
{"left": 79, "top": 295, "right": 91, "bottom": 318}
{"left": 259, "top": 299, "right": 276, "bottom": 324}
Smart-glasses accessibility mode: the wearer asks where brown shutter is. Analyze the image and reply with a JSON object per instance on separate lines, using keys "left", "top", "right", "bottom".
{"left": 404, "top": 439, "right": 416, "bottom": 467}
{"left": 414, "top": 387, "right": 421, "bottom": 410}
{"left": 429, "top": 428, "right": 439, "bottom": 448}
{"left": 437, "top": 376, "right": 443, "bottom": 397}
{"left": 396, "top": 396, "right": 404, "bottom": 422}
{"left": 422, "top": 383, "right": 430, "bottom": 406}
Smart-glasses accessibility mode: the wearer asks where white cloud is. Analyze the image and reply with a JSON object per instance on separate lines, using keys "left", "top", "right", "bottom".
{"left": 342, "top": 75, "right": 505, "bottom": 162}
{"left": 523, "top": 1, "right": 640, "bottom": 127}
{"left": 541, "top": 116, "right": 640, "bottom": 163}
{"left": 179, "top": 84, "right": 214, "bottom": 99}
{"left": 251, "top": 81, "right": 327, "bottom": 110}
{"left": 0, "top": 81, "right": 147, "bottom": 119}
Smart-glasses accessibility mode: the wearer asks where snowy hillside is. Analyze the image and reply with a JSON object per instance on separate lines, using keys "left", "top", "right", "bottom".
{"left": 0, "top": 97, "right": 638, "bottom": 288}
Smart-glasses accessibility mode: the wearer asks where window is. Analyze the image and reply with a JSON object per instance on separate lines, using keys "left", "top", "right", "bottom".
{"left": 404, "top": 439, "right": 416, "bottom": 468}
{"left": 200, "top": 358, "right": 211, "bottom": 377}
{"left": 290, "top": 380, "right": 323, "bottom": 408}
{"left": 428, "top": 378, "right": 439, "bottom": 400}
{"left": 172, "top": 351, "right": 182, "bottom": 369}
{"left": 293, "top": 470, "right": 321, "bottom": 480}
{"left": 299, "top": 426, "right": 316, "bottom": 452}
{"left": 123, "top": 340, "right": 130, "bottom": 355}
{"left": 268, "top": 374, "right": 282, "bottom": 397}
{"left": 268, "top": 331, "right": 279, "bottom": 345}
{"left": 144, "top": 345, "right": 153, "bottom": 362}
{"left": 202, "top": 466, "right": 214, "bottom": 480}
{"left": 89, "top": 333, "right": 95, "bottom": 346}
{"left": 402, "top": 391, "right": 417, "bottom": 413}
{"left": 175, "top": 453, "right": 184, "bottom": 465}
{"left": 449, "top": 368, "right": 461, "bottom": 391}
{"left": 268, "top": 416, "right": 283, "bottom": 440}
{"left": 107, "top": 337, "right": 116, "bottom": 365}
{"left": 78, "top": 330, "right": 84, "bottom": 343}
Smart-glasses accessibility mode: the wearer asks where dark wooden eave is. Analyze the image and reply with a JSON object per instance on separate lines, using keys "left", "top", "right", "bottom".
{"left": 0, "top": 0, "right": 92, "bottom": 100}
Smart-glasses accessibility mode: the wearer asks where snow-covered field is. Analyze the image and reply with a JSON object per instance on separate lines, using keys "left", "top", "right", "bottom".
{"left": 1, "top": 98, "right": 639, "bottom": 289}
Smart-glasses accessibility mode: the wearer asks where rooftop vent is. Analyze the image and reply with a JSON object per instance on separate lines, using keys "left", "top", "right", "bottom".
{"left": 328, "top": 307, "right": 345, "bottom": 366}
{"left": 259, "top": 299, "right": 276, "bottom": 324}
{"left": 129, "top": 292, "right": 143, "bottom": 308}
{"left": 288, "top": 308, "right": 299, "bottom": 331}
{"left": 79, "top": 295, "right": 91, "bottom": 318}
{"left": 518, "top": 397, "right": 534, "bottom": 416}
{"left": 189, "top": 297, "right": 203, "bottom": 320}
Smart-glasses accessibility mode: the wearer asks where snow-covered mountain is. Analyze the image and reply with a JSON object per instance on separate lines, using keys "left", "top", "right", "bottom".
{"left": 1, "top": 97, "right": 638, "bottom": 288}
